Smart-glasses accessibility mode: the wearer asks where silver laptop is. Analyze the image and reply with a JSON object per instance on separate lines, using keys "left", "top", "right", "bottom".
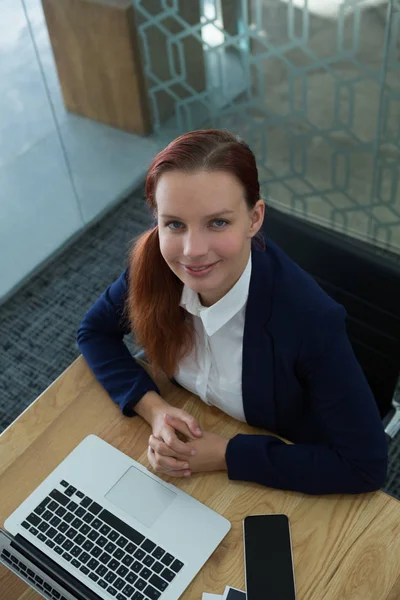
{"left": 1, "top": 434, "right": 231, "bottom": 600}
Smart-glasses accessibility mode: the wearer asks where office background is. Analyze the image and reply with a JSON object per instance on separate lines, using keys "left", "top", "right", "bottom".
{"left": 0, "top": 0, "right": 399, "bottom": 497}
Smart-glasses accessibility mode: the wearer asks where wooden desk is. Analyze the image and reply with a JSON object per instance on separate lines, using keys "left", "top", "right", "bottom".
{"left": 1, "top": 357, "right": 400, "bottom": 599}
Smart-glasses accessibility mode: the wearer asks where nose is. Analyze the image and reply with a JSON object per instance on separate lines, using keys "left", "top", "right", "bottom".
{"left": 182, "top": 229, "right": 209, "bottom": 259}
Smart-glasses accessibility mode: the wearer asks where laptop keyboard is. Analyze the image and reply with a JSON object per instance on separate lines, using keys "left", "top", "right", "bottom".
{"left": 1, "top": 548, "right": 68, "bottom": 600}
{"left": 19, "top": 480, "right": 184, "bottom": 600}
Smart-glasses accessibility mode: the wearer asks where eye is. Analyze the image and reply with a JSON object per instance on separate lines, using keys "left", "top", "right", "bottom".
{"left": 166, "top": 221, "right": 184, "bottom": 230}
{"left": 212, "top": 219, "right": 229, "bottom": 228}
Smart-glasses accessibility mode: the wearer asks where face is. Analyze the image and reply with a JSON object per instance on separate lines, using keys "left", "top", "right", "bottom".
{"left": 156, "top": 170, "right": 265, "bottom": 306}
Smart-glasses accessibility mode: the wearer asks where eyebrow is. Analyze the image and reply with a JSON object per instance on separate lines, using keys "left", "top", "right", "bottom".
{"left": 160, "top": 209, "right": 236, "bottom": 220}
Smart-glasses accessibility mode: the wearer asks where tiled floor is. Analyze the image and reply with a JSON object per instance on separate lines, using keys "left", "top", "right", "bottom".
{"left": 0, "top": 185, "right": 399, "bottom": 499}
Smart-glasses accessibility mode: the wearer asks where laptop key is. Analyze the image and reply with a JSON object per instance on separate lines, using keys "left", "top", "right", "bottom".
{"left": 97, "top": 535, "right": 108, "bottom": 548}
{"left": 54, "top": 534, "right": 65, "bottom": 545}
{"left": 79, "top": 552, "right": 90, "bottom": 564}
{"left": 143, "top": 555, "right": 154, "bottom": 567}
{"left": 126, "top": 543, "right": 137, "bottom": 554}
{"left": 100, "top": 524, "right": 111, "bottom": 535}
{"left": 48, "top": 501, "right": 58, "bottom": 512}
{"left": 80, "top": 496, "right": 92, "bottom": 508}
{"left": 91, "top": 546, "right": 102, "bottom": 558}
{"left": 88, "top": 502, "right": 102, "bottom": 515}
{"left": 65, "top": 486, "right": 76, "bottom": 497}
{"left": 151, "top": 562, "right": 163, "bottom": 574}
{"left": 88, "top": 558, "right": 99, "bottom": 570}
{"left": 38, "top": 522, "right": 49, "bottom": 533}
{"left": 34, "top": 498, "right": 50, "bottom": 514}
{"left": 132, "top": 560, "right": 143, "bottom": 573}
{"left": 66, "top": 527, "right": 78, "bottom": 539}
{"left": 71, "top": 546, "right": 82, "bottom": 557}
{"left": 38, "top": 533, "right": 46, "bottom": 542}
{"left": 113, "top": 548, "right": 124, "bottom": 560}
{"left": 126, "top": 572, "right": 138, "bottom": 585}
{"left": 99, "top": 510, "right": 145, "bottom": 546}
{"left": 43, "top": 510, "right": 53, "bottom": 521}
{"left": 71, "top": 559, "right": 80, "bottom": 568}
{"left": 117, "top": 565, "right": 128, "bottom": 577}
{"left": 71, "top": 518, "right": 83, "bottom": 530}
{"left": 64, "top": 512, "right": 74, "bottom": 524}
{"left": 50, "top": 516, "right": 61, "bottom": 527}
{"left": 67, "top": 501, "right": 78, "bottom": 513}
{"left": 21, "top": 521, "right": 30, "bottom": 530}
{"left": 98, "top": 579, "right": 108, "bottom": 589}
{"left": 140, "top": 568, "right": 152, "bottom": 580}
{"left": 92, "top": 518, "right": 102, "bottom": 530}
{"left": 58, "top": 522, "right": 68, "bottom": 533}
{"left": 141, "top": 540, "right": 156, "bottom": 554}
{"left": 161, "top": 553, "right": 174, "bottom": 567}
{"left": 27, "top": 513, "right": 41, "bottom": 527}
{"left": 123, "top": 584, "right": 134, "bottom": 596}
{"left": 116, "top": 536, "right": 128, "bottom": 548}
{"left": 83, "top": 540, "right": 94, "bottom": 551}
{"left": 88, "top": 530, "right": 99, "bottom": 541}
{"left": 89, "top": 572, "right": 99, "bottom": 582}
{"left": 108, "top": 558, "right": 119, "bottom": 570}
{"left": 80, "top": 524, "right": 91, "bottom": 535}
{"left": 60, "top": 480, "right": 68, "bottom": 487}
{"left": 108, "top": 530, "right": 119, "bottom": 542}
{"left": 96, "top": 564, "right": 108, "bottom": 577}
{"left": 45, "top": 540, "right": 55, "bottom": 549}
{"left": 114, "top": 577, "right": 125, "bottom": 590}
{"left": 136, "top": 578, "right": 146, "bottom": 591}
{"left": 56, "top": 507, "right": 67, "bottom": 518}
{"left": 54, "top": 546, "right": 63, "bottom": 555}
{"left": 105, "top": 542, "right": 116, "bottom": 553}
{"left": 83, "top": 513, "right": 94, "bottom": 524}
{"left": 151, "top": 547, "right": 165, "bottom": 560}
{"left": 161, "top": 567, "right": 175, "bottom": 582}
{"left": 62, "top": 540, "right": 73, "bottom": 551}
{"left": 99, "top": 552, "right": 112, "bottom": 564}
{"left": 105, "top": 571, "right": 117, "bottom": 583}
{"left": 75, "top": 507, "right": 86, "bottom": 518}
{"left": 74, "top": 533, "right": 85, "bottom": 545}
{"left": 76, "top": 491, "right": 85, "bottom": 499}
{"left": 134, "top": 549, "right": 145, "bottom": 561}
{"left": 143, "top": 585, "right": 161, "bottom": 600}
{"left": 107, "top": 587, "right": 117, "bottom": 597}
{"left": 149, "top": 574, "right": 168, "bottom": 592}
{"left": 50, "top": 490, "right": 69, "bottom": 506}
{"left": 80, "top": 565, "right": 90, "bottom": 575}
{"left": 122, "top": 555, "right": 134, "bottom": 567}
{"left": 132, "top": 593, "right": 144, "bottom": 600}
{"left": 63, "top": 552, "right": 72, "bottom": 562}
{"left": 170, "top": 559, "right": 184, "bottom": 573}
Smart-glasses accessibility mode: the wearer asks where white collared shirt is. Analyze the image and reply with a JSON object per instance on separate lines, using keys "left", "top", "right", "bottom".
{"left": 173, "top": 253, "right": 252, "bottom": 422}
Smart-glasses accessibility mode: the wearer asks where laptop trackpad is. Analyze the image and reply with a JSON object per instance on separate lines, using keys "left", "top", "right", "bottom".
{"left": 105, "top": 466, "right": 177, "bottom": 528}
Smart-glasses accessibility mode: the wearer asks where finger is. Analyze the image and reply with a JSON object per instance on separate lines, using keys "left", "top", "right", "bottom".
{"left": 149, "top": 435, "right": 190, "bottom": 461}
{"left": 166, "top": 470, "right": 192, "bottom": 478}
{"left": 151, "top": 448, "right": 191, "bottom": 472}
{"left": 165, "top": 413, "right": 202, "bottom": 438}
{"left": 159, "top": 423, "right": 196, "bottom": 456}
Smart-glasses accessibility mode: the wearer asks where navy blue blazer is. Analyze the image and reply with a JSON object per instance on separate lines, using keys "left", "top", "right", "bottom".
{"left": 77, "top": 237, "right": 388, "bottom": 495}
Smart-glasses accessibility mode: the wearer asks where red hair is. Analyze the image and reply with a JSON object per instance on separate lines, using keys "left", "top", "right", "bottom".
{"left": 127, "top": 129, "right": 265, "bottom": 378}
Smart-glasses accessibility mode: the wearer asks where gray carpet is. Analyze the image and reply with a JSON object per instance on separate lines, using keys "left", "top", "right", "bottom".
{"left": 0, "top": 186, "right": 399, "bottom": 499}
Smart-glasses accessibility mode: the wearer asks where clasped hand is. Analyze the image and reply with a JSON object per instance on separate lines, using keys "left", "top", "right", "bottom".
{"left": 147, "top": 407, "right": 228, "bottom": 478}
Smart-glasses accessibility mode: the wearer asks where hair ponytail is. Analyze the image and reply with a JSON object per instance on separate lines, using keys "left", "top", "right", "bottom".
{"left": 127, "top": 225, "right": 194, "bottom": 377}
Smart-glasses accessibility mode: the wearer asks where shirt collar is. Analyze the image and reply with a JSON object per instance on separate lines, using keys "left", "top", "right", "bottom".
{"left": 180, "top": 253, "right": 252, "bottom": 336}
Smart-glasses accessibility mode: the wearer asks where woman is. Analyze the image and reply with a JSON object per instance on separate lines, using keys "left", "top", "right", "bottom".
{"left": 77, "top": 129, "right": 388, "bottom": 495}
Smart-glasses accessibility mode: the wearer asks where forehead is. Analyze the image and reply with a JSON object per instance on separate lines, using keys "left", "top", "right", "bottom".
{"left": 155, "top": 170, "right": 245, "bottom": 216}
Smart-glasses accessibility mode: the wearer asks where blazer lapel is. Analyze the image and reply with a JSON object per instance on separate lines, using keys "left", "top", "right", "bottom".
{"left": 242, "top": 241, "right": 277, "bottom": 430}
